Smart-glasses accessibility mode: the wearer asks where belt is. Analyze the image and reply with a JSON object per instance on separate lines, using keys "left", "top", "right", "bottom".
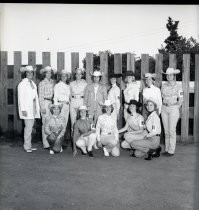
{"left": 156, "top": 134, "right": 160, "bottom": 136}
{"left": 102, "top": 132, "right": 111, "bottom": 135}
{"left": 163, "top": 102, "right": 177, "bottom": 107}
{"left": 72, "top": 95, "right": 84, "bottom": 99}
{"left": 58, "top": 100, "right": 69, "bottom": 105}
{"left": 44, "top": 98, "right": 52, "bottom": 101}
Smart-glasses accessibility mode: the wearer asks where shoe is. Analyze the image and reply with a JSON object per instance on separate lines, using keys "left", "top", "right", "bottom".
{"left": 93, "top": 143, "right": 99, "bottom": 150}
{"left": 87, "top": 151, "right": 94, "bottom": 158}
{"left": 152, "top": 146, "right": 162, "bottom": 158}
{"left": 162, "top": 151, "right": 169, "bottom": 156}
{"left": 130, "top": 153, "right": 136, "bottom": 157}
{"left": 44, "top": 147, "right": 50, "bottom": 150}
{"left": 60, "top": 147, "right": 63, "bottom": 153}
{"left": 165, "top": 153, "right": 174, "bottom": 157}
{"left": 25, "top": 149, "right": 32, "bottom": 153}
{"left": 124, "top": 148, "right": 132, "bottom": 151}
{"left": 49, "top": 150, "right": 54, "bottom": 155}
{"left": 31, "top": 148, "right": 37, "bottom": 151}
{"left": 81, "top": 151, "right": 87, "bottom": 156}
{"left": 145, "top": 149, "right": 156, "bottom": 161}
{"left": 103, "top": 147, "right": 109, "bottom": 157}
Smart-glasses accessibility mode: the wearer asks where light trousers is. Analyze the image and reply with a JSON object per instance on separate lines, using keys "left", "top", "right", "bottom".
{"left": 100, "top": 134, "right": 120, "bottom": 157}
{"left": 41, "top": 100, "right": 51, "bottom": 148}
{"left": 76, "top": 133, "right": 97, "bottom": 153}
{"left": 161, "top": 105, "right": 180, "bottom": 154}
{"left": 60, "top": 103, "right": 70, "bottom": 128}
{"left": 24, "top": 119, "right": 35, "bottom": 150}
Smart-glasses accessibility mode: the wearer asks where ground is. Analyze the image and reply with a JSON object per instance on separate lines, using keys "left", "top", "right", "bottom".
{"left": 0, "top": 139, "right": 198, "bottom": 210}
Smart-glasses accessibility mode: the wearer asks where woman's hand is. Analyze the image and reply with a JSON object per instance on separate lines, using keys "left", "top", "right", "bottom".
{"left": 22, "top": 111, "right": 27, "bottom": 117}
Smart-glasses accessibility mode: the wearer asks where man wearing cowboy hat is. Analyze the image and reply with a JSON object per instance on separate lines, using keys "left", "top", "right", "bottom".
{"left": 107, "top": 73, "right": 122, "bottom": 125}
{"left": 161, "top": 67, "right": 183, "bottom": 157}
{"left": 142, "top": 73, "right": 162, "bottom": 120}
{"left": 84, "top": 68, "right": 107, "bottom": 124}
{"left": 38, "top": 66, "right": 55, "bottom": 149}
{"left": 45, "top": 102, "right": 66, "bottom": 154}
{"left": 69, "top": 68, "right": 87, "bottom": 131}
{"left": 17, "top": 65, "right": 40, "bottom": 153}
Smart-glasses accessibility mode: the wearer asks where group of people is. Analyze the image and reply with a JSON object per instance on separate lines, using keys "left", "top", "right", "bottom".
{"left": 17, "top": 64, "right": 183, "bottom": 160}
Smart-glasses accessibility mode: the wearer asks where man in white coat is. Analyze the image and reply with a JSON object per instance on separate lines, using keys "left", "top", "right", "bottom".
{"left": 18, "top": 65, "right": 40, "bottom": 153}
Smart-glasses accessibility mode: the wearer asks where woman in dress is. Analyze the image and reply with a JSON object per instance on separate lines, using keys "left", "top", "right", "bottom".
{"left": 118, "top": 100, "right": 144, "bottom": 151}
{"left": 123, "top": 71, "right": 140, "bottom": 121}
{"left": 38, "top": 66, "right": 55, "bottom": 149}
{"left": 96, "top": 100, "right": 120, "bottom": 157}
{"left": 45, "top": 102, "right": 66, "bottom": 154}
{"left": 73, "top": 105, "right": 97, "bottom": 158}
{"left": 17, "top": 65, "right": 40, "bottom": 153}
{"left": 161, "top": 68, "right": 183, "bottom": 157}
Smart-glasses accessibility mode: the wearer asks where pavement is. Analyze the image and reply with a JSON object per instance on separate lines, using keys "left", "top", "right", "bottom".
{"left": 0, "top": 139, "right": 198, "bottom": 210}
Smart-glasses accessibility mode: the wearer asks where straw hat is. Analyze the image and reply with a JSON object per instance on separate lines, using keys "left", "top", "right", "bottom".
{"left": 75, "top": 68, "right": 85, "bottom": 75}
{"left": 162, "top": 68, "right": 180, "bottom": 75}
{"left": 102, "top": 100, "right": 113, "bottom": 107}
{"left": 78, "top": 105, "right": 88, "bottom": 110}
{"left": 143, "top": 73, "right": 156, "bottom": 79}
{"left": 19, "top": 65, "right": 36, "bottom": 73}
{"left": 91, "top": 70, "right": 103, "bottom": 77}
{"left": 48, "top": 102, "right": 63, "bottom": 110}
{"left": 60, "top": 69, "right": 70, "bottom": 75}
{"left": 40, "top": 66, "right": 56, "bottom": 74}
{"left": 145, "top": 97, "right": 157, "bottom": 107}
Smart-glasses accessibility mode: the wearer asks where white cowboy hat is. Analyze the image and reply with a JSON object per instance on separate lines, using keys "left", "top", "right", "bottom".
{"left": 78, "top": 105, "right": 88, "bottom": 110}
{"left": 145, "top": 97, "right": 157, "bottom": 107}
{"left": 162, "top": 68, "right": 180, "bottom": 75}
{"left": 19, "top": 65, "right": 36, "bottom": 73}
{"left": 103, "top": 100, "right": 113, "bottom": 107}
{"left": 75, "top": 68, "right": 85, "bottom": 74}
{"left": 143, "top": 73, "right": 156, "bottom": 79}
{"left": 60, "top": 69, "right": 70, "bottom": 75}
{"left": 48, "top": 102, "right": 63, "bottom": 110}
{"left": 91, "top": 70, "right": 103, "bottom": 77}
{"left": 40, "top": 66, "right": 56, "bottom": 74}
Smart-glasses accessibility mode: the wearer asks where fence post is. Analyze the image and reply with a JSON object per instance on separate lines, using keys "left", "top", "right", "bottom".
{"left": 181, "top": 54, "right": 190, "bottom": 142}
{"left": 14, "top": 51, "right": 22, "bottom": 134}
{"left": 169, "top": 54, "right": 177, "bottom": 68}
{"left": 127, "top": 53, "right": 135, "bottom": 72}
{"left": 85, "top": 53, "right": 93, "bottom": 84}
{"left": 194, "top": 54, "right": 199, "bottom": 142}
{"left": 28, "top": 51, "right": 36, "bottom": 82}
{"left": 71, "top": 52, "right": 79, "bottom": 77}
{"left": 0, "top": 51, "right": 8, "bottom": 132}
{"left": 100, "top": 51, "right": 108, "bottom": 85}
{"left": 57, "top": 52, "right": 65, "bottom": 74}
{"left": 140, "top": 54, "right": 149, "bottom": 91}
{"left": 42, "top": 52, "right": 51, "bottom": 67}
{"left": 155, "top": 54, "right": 163, "bottom": 88}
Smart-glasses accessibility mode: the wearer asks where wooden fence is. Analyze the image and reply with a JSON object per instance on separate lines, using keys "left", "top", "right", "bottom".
{"left": 0, "top": 51, "right": 198, "bottom": 143}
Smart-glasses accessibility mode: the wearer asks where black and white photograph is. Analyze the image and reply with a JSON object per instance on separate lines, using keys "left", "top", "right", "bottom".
{"left": 0, "top": 3, "right": 199, "bottom": 210}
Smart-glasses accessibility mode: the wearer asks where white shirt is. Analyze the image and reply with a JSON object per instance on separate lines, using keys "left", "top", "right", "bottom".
{"left": 143, "top": 84, "right": 162, "bottom": 114}
{"left": 70, "top": 79, "right": 87, "bottom": 96}
{"left": 94, "top": 85, "right": 99, "bottom": 100}
{"left": 54, "top": 81, "right": 71, "bottom": 103}
{"left": 108, "top": 84, "right": 120, "bottom": 112}
{"left": 123, "top": 82, "right": 140, "bottom": 103}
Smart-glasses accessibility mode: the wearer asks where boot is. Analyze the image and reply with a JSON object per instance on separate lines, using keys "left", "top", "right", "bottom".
{"left": 145, "top": 149, "right": 156, "bottom": 160}
{"left": 152, "top": 146, "right": 162, "bottom": 158}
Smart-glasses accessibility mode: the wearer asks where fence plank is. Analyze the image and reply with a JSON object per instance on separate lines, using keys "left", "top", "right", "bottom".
{"left": 71, "top": 52, "right": 79, "bottom": 77}
{"left": 42, "top": 52, "right": 51, "bottom": 67}
{"left": 57, "top": 52, "right": 65, "bottom": 74}
{"left": 181, "top": 54, "right": 190, "bottom": 142}
{"left": 14, "top": 51, "right": 22, "bottom": 134}
{"left": 155, "top": 54, "right": 163, "bottom": 88}
{"left": 127, "top": 53, "right": 135, "bottom": 72}
{"left": 100, "top": 51, "right": 108, "bottom": 85}
{"left": 194, "top": 54, "right": 199, "bottom": 142}
{"left": 86, "top": 53, "right": 93, "bottom": 84}
{"left": 169, "top": 54, "right": 177, "bottom": 68}
{"left": 140, "top": 54, "right": 149, "bottom": 90}
{"left": 28, "top": 51, "right": 36, "bottom": 82}
{"left": 0, "top": 51, "right": 8, "bottom": 132}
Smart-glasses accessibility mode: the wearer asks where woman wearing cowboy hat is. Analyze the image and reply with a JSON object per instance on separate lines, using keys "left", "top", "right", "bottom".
{"left": 38, "top": 66, "right": 56, "bottom": 149}
{"left": 69, "top": 68, "right": 87, "bottom": 131}
{"left": 119, "top": 100, "right": 144, "bottom": 151}
{"left": 123, "top": 70, "right": 140, "bottom": 121}
{"left": 161, "top": 68, "right": 183, "bottom": 157}
{"left": 96, "top": 100, "right": 120, "bottom": 157}
{"left": 130, "top": 98, "right": 162, "bottom": 160}
{"left": 44, "top": 102, "right": 66, "bottom": 154}
{"left": 142, "top": 73, "right": 162, "bottom": 121}
{"left": 17, "top": 65, "right": 40, "bottom": 153}
{"left": 107, "top": 73, "right": 122, "bottom": 125}
{"left": 84, "top": 69, "right": 107, "bottom": 125}
{"left": 73, "top": 105, "right": 97, "bottom": 158}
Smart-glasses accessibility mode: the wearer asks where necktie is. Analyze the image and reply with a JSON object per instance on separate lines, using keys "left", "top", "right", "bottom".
{"left": 29, "top": 80, "right": 35, "bottom": 89}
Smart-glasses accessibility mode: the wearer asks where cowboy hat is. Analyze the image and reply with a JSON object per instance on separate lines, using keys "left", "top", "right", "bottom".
{"left": 145, "top": 97, "right": 157, "bottom": 107}
{"left": 102, "top": 100, "right": 113, "bottom": 107}
{"left": 162, "top": 68, "right": 180, "bottom": 75}
{"left": 19, "top": 65, "right": 36, "bottom": 73}
{"left": 127, "top": 99, "right": 142, "bottom": 107}
{"left": 75, "top": 68, "right": 85, "bottom": 74}
{"left": 78, "top": 105, "right": 88, "bottom": 110}
{"left": 124, "top": 70, "right": 135, "bottom": 77}
{"left": 40, "top": 66, "right": 56, "bottom": 74}
{"left": 91, "top": 70, "right": 103, "bottom": 77}
{"left": 60, "top": 69, "right": 71, "bottom": 75}
{"left": 48, "top": 102, "right": 63, "bottom": 110}
{"left": 109, "top": 73, "right": 123, "bottom": 79}
{"left": 142, "top": 73, "right": 156, "bottom": 79}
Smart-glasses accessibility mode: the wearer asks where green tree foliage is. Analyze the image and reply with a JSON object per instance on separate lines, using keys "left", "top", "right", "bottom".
{"left": 159, "top": 17, "right": 199, "bottom": 81}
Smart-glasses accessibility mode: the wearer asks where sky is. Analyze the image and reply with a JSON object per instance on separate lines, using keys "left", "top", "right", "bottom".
{"left": 0, "top": 3, "right": 198, "bottom": 70}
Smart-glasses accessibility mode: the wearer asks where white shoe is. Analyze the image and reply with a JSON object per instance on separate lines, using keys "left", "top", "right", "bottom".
{"left": 60, "top": 147, "right": 63, "bottom": 153}
{"left": 31, "top": 147, "right": 37, "bottom": 151}
{"left": 103, "top": 147, "right": 109, "bottom": 157}
{"left": 25, "top": 149, "right": 32, "bottom": 153}
{"left": 49, "top": 150, "right": 54, "bottom": 155}
{"left": 94, "top": 144, "right": 99, "bottom": 150}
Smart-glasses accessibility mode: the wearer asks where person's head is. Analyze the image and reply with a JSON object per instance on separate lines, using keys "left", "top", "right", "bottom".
{"left": 124, "top": 71, "right": 136, "bottom": 83}
{"left": 20, "top": 65, "right": 36, "bottom": 80}
{"left": 76, "top": 105, "right": 88, "bottom": 120}
{"left": 40, "top": 66, "right": 55, "bottom": 80}
{"left": 60, "top": 69, "right": 70, "bottom": 83}
{"left": 49, "top": 103, "right": 63, "bottom": 116}
{"left": 101, "top": 100, "right": 114, "bottom": 115}
{"left": 74, "top": 68, "right": 84, "bottom": 81}
{"left": 145, "top": 98, "right": 157, "bottom": 113}
{"left": 143, "top": 73, "right": 156, "bottom": 87}
{"left": 91, "top": 70, "right": 103, "bottom": 83}
{"left": 109, "top": 73, "right": 122, "bottom": 86}
{"left": 127, "top": 100, "right": 142, "bottom": 114}
{"left": 163, "top": 68, "right": 180, "bottom": 82}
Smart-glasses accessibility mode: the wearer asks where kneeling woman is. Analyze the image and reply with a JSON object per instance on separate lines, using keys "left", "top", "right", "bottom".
{"left": 96, "top": 100, "right": 120, "bottom": 157}
{"left": 44, "top": 102, "right": 66, "bottom": 154}
{"left": 131, "top": 98, "right": 161, "bottom": 160}
{"left": 73, "top": 105, "right": 97, "bottom": 158}
{"left": 119, "top": 100, "right": 144, "bottom": 150}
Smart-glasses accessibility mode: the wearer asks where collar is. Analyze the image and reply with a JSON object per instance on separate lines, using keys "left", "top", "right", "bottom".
{"left": 112, "top": 84, "right": 117, "bottom": 87}
{"left": 147, "top": 84, "right": 154, "bottom": 88}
